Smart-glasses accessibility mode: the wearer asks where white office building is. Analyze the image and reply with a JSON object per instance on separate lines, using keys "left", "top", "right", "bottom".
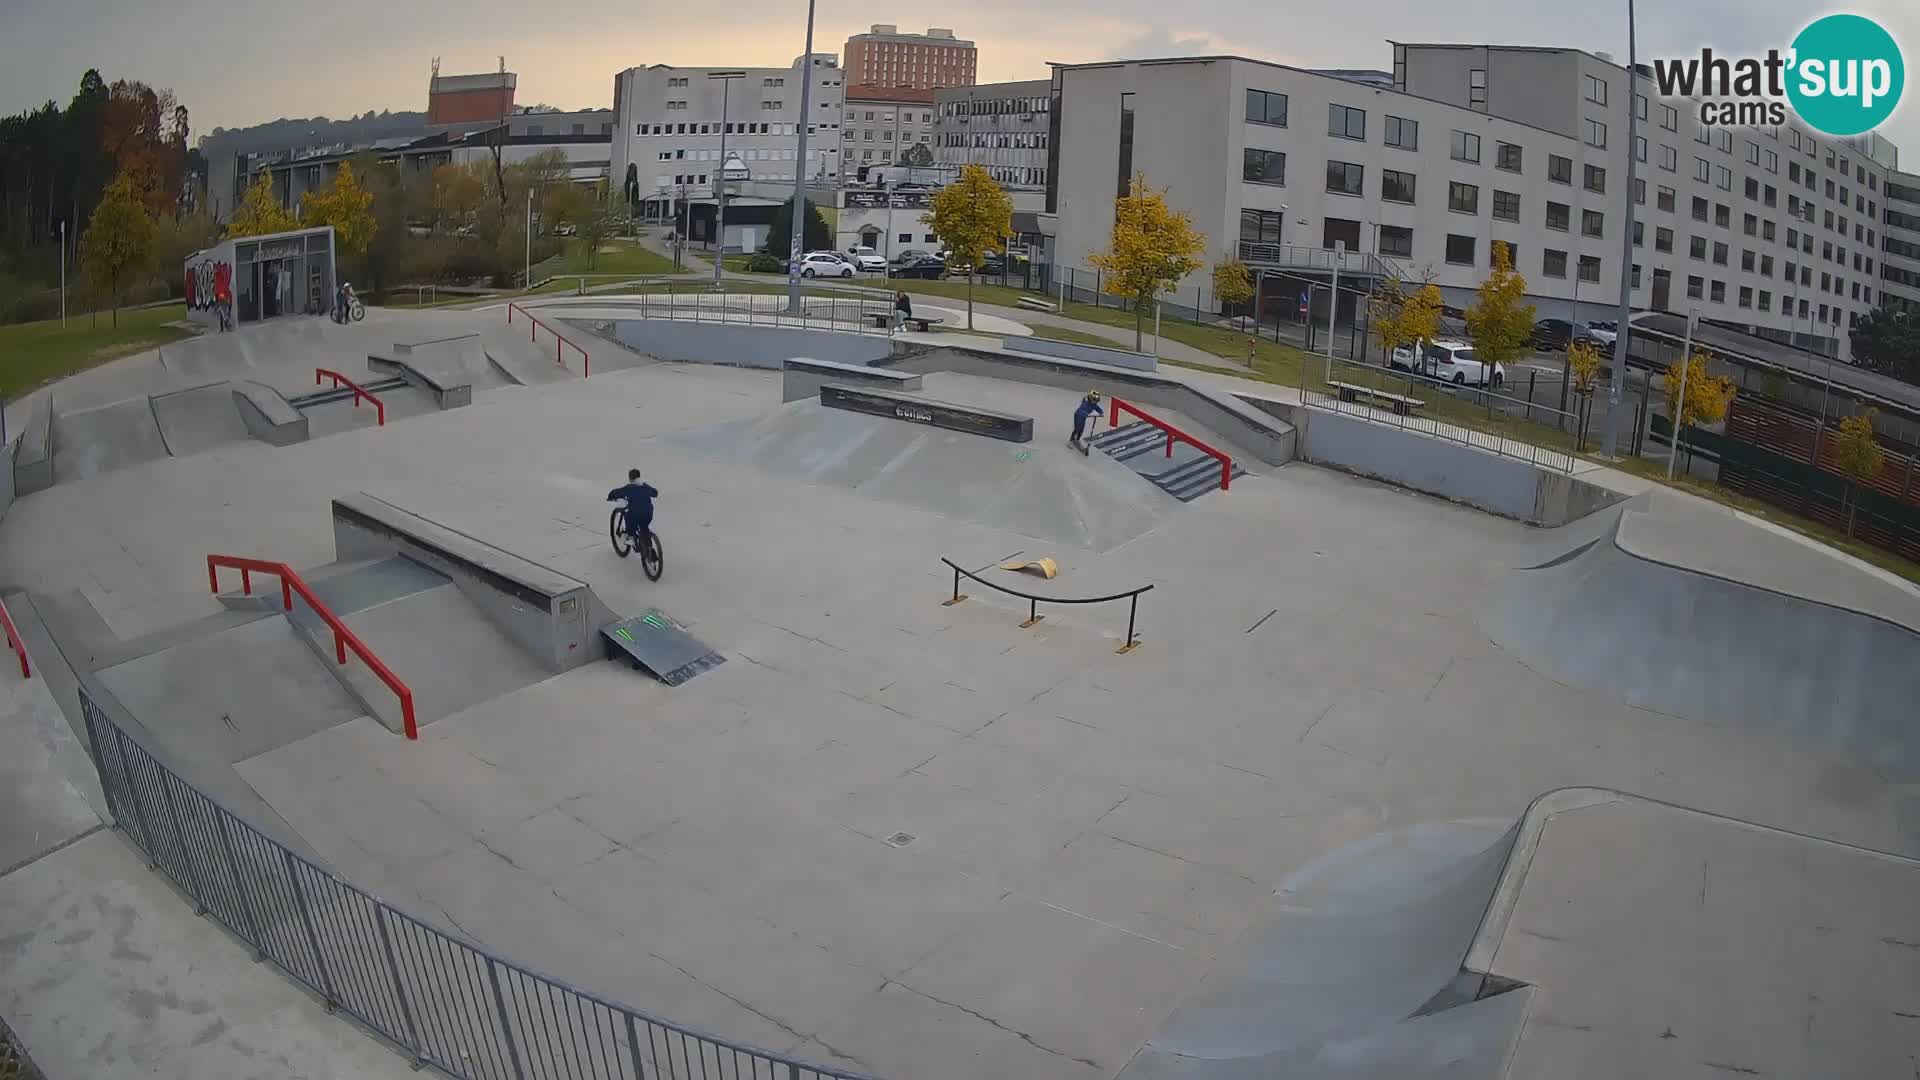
{"left": 842, "top": 85, "right": 937, "bottom": 173}
{"left": 934, "top": 79, "right": 1051, "bottom": 189}
{"left": 1046, "top": 45, "right": 1901, "bottom": 362}
{"left": 611, "top": 56, "right": 846, "bottom": 222}
{"left": 1883, "top": 170, "right": 1920, "bottom": 317}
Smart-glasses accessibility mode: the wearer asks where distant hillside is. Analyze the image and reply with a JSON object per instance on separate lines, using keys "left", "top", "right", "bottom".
{"left": 200, "top": 111, "right": 430, "bottom": 157}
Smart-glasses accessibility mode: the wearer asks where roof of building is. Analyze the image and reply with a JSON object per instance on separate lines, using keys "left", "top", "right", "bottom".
{"left": 431, "top": 72, "right": 517, "bottom": 93}
{"left": 845, "top": 84, "right": 938, "bottom": 105}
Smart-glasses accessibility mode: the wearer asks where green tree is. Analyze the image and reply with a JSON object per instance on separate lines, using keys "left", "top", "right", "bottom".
{"left": 155, "top": 207, "right": 220, "bottom": 291}
{"left": 1848, "top": 307, "right": 1920, "bottom": 384}
{"left": 1463, "top": 241, "right": 1535, "bottom": 388}
{"left": 1212, "top": 256, "right": 1255, "bottom": 330}
{"left": 1088, "top": 172, "right": 1206, "bottom": 350}
{"left": 1833, "top": 409, "right": 1885, "bottom": 537}
{"left": 228, "top": 174, "right": 297, "bottom": 237}
{"left": 762, "top": 196, "right": 830, "bottom": 256}
{"left": 575, "top": 195, "right": 625, "bottom": 271}
{"left": 301, "top": 160, "right": 377, "bottom": 256}
{"left": 354, "top": 160, "right": 424, "bottom": 298}
{"left": 78, "top": 171, "right": 158, "bottom": 326}
{"left": 924, "top": 163, "right": 1015, "bottom": 330}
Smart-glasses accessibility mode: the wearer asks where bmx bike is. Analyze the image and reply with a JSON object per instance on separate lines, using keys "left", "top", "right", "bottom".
{"left": 609, "top": 507, "right": 663, "bottom": 580}
{"left": 334, "top": 299, "right": 365, "bottom": 323}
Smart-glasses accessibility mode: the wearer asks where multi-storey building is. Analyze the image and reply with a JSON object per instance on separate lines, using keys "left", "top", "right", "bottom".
{"left": 611, "top": 56, "right": 845, "bottom": 222}
{"left": 842, "top": 85, "right": 937, "bottom": 173}
{"left": 934, "top": 80, "right": 1051, "bottom": 189}
{"left": 1883, "top": 169, "right": 1920, "bottom": 317}
{"left": 841, "top": 26, "right": 975, "bottom": 90}
{"left": 1046, "top": 44, "right": 1901, "bottom": 362}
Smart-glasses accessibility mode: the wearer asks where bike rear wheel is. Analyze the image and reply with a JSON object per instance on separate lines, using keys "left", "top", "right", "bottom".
{"left": 609, "top": 508, "right": 633, "bottom": 557}
{"left": 641, "top": 533, "right": 663, "bottom": 581}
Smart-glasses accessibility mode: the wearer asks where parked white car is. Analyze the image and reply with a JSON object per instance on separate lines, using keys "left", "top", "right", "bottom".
{"left": 1391, "top": 339, "right": 1505, "bottom": 387}
{"left": 797, "top": 252, "right": 855, "bottom": 278}
{"left": 846, "top": 246, "right": 889, "bottom": 273}
{"left": 1584, "top": 321, "right": 1618, "bottom": 347}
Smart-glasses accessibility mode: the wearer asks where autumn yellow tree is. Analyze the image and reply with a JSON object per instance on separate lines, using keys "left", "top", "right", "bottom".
{"left": 229, "top": 174, "right": 298, "bottom": 237}
{"left": 1664, "top": 347, "right": 1736, "bottom": 470}
{"left": 302, "top": 161, "right": 377, "bottom": 256}
{"left": 1833, "top": 410, "right": 1885, "bottom": 537}
{"left": 1212, "top": 256, "right": 1255, "bottom": 330}
{"left": 79, "top": 172, "right": 158, "bottom": 327}
{"left": 1372, "top": 275, "right": 1443, "bottom": 363}
{"left": 1565, "top": 338, "right": 1605, "bottom": 447}
{"left": 1463, "top": 241, "right": 1535, "bottom": 388}
{"left": 923, "top": 163, "right": 1014, "bottom": 329}
{"left": 1090, "top": 173, "right": 1207, "bottom": 351}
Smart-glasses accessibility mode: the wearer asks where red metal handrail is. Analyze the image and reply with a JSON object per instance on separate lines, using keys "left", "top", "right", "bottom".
{"left": 207, "top": 555, "right": 418, "bottom": 739}
{"left": 315, "top": 368, "right": 386, "bottom": 426}
{"left": 1108, "top": 397, "right": 1234, "bottom": 492}
{"left": 507, "top": 301, "right": 591, "bottom": 377}
{"left": 0, "top": 595, "right": 29, "bottom": 678}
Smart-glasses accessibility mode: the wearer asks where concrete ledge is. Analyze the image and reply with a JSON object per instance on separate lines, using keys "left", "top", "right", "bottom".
{"left": 781, "top": 357, "right": 922, "bottom": 402}
{"left": 890, "top": 344, "right": 1296, "bottom": 465}
{"left": 230, "top": 381, "right": 309, "bottom": 447}
{"left": 13, "top": 393, "right": 53, "bottom": 496}
{"left": 1002, "top": 334, "right": 1157, "bottom": 372}
{"left": 330, "top": 492, "right": 603, "bottom": 673}
{"left": 608, "top": 319, "right": 892, "bottom": 370}
{"left": 368, "top": 354, "right": 473, "bottom": 409}
{"left": 821, "top": 383, "right": 1033, "bottom": 442}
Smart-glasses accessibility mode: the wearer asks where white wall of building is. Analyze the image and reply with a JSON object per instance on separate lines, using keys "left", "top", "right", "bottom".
{"left": 843, "top": 96, "right": 936, "bottom": 171}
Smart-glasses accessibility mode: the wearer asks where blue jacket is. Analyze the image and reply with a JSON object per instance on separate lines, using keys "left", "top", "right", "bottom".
{"left": 607, "top": 482, "right": 658, "bottom": 524}
{"left": 1074, "top": 399, "right": 1103, "bottom": 423}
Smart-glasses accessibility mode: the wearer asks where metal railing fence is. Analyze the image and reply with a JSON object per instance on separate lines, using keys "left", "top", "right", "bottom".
{"left": 77, "top": 679, "right": 871, "bottom": 1080}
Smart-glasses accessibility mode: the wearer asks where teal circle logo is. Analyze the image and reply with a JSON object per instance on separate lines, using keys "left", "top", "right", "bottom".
{"left": 1786, "top": 14, "right": 1904, "bottom": 136}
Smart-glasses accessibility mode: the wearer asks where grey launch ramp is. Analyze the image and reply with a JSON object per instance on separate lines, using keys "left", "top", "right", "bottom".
{"left": 600, "top": 609, "right": 726, "bottom": 685}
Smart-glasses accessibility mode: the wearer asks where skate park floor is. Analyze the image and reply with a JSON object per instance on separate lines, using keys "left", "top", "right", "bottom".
{"left": 4, "top": 308, "right": 1918, "bottom": 1080}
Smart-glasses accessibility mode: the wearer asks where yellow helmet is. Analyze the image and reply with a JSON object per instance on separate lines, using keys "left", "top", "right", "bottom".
{"left": 1086, "top": 390, "right": 1102, "bottom": 402}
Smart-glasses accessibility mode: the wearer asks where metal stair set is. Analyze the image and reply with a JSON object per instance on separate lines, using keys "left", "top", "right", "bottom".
{"left": 1089, "top": 422, "right": 1245, "bottom": 502}
{"left": 285, "top": 375, "right": 407, "bottom": 410}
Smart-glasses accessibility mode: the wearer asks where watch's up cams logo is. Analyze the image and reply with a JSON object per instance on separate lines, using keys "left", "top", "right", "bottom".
{"left": 1652, "top": 14, "right": 1904, "bottom": 136}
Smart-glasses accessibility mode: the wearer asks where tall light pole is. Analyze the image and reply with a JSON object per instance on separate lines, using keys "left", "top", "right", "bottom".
{"left": 710, "top": 71, "right": 746, "bottom": 289}
{"left": 1601, "top": 0, "right": 1641, "bottom": 457}
{"left": 59, "top": 220, "right": 67, "bottom": 327}
{"left": 786, "top": 0, "right": 818, "bottom": 313}
{"left": 525, "top": 187, "right": 534, "bottom": 290}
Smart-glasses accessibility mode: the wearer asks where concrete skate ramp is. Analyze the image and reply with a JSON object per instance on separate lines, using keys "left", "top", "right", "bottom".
{"left": 1119, "top": 818, "right": 1529, "bottom": 1080}
{"left": 332, "top": 580, "right": 550, "bottom": 730}
{"left": 149, "top": 380, "right": 251, "bottom": 457}
{"left": 1487, "top": 498, "right": 1920, "bottom": 782}
{"left": 51, "top": 396, "right": 171, "bottom": 483}
{"left": 387, "top": 332, "right": 513, "bottom": 393}
{"left": 665, "top": 400, "right": 1180, "bottom": 551}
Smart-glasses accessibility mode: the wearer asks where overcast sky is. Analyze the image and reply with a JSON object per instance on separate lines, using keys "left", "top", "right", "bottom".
{"left": 2, "top": 0, "right": 1914, "bottom": 159}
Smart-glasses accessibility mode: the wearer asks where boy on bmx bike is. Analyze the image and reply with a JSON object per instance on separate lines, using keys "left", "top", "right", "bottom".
{"left": 607, "top": 469, "right": 663, "bottom": 579}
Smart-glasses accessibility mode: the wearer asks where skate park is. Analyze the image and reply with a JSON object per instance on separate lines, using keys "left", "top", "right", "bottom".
{"left": 2, "top": 296, "right": 1918, "bottom": 1080}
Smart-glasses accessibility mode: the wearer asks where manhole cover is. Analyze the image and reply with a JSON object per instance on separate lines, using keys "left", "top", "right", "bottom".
{"left": 885, "top": 832, "right": 916, "bottom": 847}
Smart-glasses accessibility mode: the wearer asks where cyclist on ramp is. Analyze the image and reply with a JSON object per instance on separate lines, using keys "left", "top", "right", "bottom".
{"left": 608, "top": 469, "right": 659, "bottom": 544}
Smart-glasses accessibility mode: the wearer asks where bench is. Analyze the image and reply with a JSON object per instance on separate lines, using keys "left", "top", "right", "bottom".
{"left": 862, "top": 311, "right": 892, "bottom": 328}
{"left": 861, "top": 313, "right": 943, "bottom": 333}
{"left": 902, "top": 316, "right": 942, "bottom": 333}
{"left": 1327, "top": 379, "right": 1426, "bottom": 416}
{"left": 1016, "top": 296, "right": 1059, "bottom": 313}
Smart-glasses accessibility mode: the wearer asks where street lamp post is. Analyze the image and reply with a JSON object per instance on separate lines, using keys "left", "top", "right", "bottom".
{"left": 1600, "top": 0, "right": 1642, "bottom": 457}
{"left": 786, "top": 0, "right": 818, "bottom": 313}
{"left": 525, "top": 188, "right": 533, "bottom": 289}
{"left": 710, "top": 71, "right": 746, "bottom": 289}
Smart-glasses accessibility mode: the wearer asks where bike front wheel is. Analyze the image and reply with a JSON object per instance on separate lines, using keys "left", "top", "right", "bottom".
{"left": 641, "top": 533, "right": 663, "bottom": 581}
{"left": 609, "top": 509, "right": 633, "bottom": 557}
{"left": 349, "top": 302, "right": 366, "bottom": 322}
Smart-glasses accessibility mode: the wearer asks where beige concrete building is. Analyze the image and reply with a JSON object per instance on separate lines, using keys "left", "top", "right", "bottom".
{"left": 841, "top": 25, "right": 976, "bottom": 90}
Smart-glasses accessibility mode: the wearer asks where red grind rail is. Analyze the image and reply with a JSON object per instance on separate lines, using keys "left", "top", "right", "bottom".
{"left": 0, "top": 595, "right": 29, "bottom": 678}
{"left": 315, "top": 368, "right": 386, "bottom": 426}
{"left": 1108, "top": 397, "right": 1235, "bottom": 492}
{"left": 507, "top": 302, "right": 590, "bottom": 377}
{"left": 207, "top": 555, "right": 418, "bottom": 739}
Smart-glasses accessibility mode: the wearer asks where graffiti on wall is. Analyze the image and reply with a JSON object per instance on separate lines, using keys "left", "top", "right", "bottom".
{"left": 185, "top": 258, "right": 233, "bottom": 311}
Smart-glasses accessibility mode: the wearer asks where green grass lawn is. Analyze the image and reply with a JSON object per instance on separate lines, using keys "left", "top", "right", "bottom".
{"left": 541, "top": 240, "right": 684, "bottom": 278}
{"left": 0, "top": 306, "right": 194, "bottom": 403}
{"left": 1027, "top": 324, "right": 1125, "bottom": 348}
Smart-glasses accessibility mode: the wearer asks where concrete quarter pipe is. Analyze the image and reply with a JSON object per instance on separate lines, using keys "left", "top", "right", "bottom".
{"left": 1487, "top": 495, "right": 1920, "bottom": 788}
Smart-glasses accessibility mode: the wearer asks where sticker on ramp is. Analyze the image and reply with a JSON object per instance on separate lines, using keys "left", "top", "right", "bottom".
{"left": 601, "top": 609, "right": 725, "bottom": 686}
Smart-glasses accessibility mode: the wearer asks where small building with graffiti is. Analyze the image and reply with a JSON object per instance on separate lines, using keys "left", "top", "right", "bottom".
{"left": 184, "top": 225, "right": 337, "bottom": 328}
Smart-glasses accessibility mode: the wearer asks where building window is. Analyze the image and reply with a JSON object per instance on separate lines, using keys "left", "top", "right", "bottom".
{"left": 1584, "top": 74, "right": 1608, "bottom": 105}
{"left": 1469, "top": 69, "right": 1487, "bottom": 109}
{"left": 1693, "top": 157, "right": 1711, "bottom": 182}
{"left": 1715, "top": 203, "right": 1730, "bottom": 228}
{"left": 1242, "top": 148, "right": 1287, "bottom": 186}
{"left": 1657, "top": 186, "right": 1676, "bottom": 212}
{"left": 1758, "top": 290, "right": 1771, "bottom": 312}
{"left": 1546, "top": 201, "right": 1570, "bottom": 231}
{"left": 1384, "top": 115, "right": 1418, "bottom": 150}
{"left": 1239, "top": 208, "right": 1285, "bottom": 245}
{"left": 1632, "top": 263, "right": 1643, "bottom": 288}
{"left": 1583, "top": 118, "right": 1606, "bottom": 148}
{"left": 1761, "top": 254, "right": 1774, "bottom": 275}
{"left": 1548, "top": 154, "right": 1572, "bottom": 184}
{"left": 1633, "top": 220, "right": 1645, "bottom": 246}
{"left": 1766, "top": 149, "right": 1778, "bottom": 173}
{"left": 1716, "top": 165, "right": 1732, "bottom": 191}
{"left": 1116, "top": 92, "right": 1135, "bottom": 198}
{"left": 1245, "top": 88, "right": 1289, "bottom": 127}
{"left": 1380, "top": 168, "right": 1417, "bottom": 204}
{"left": 1495, "top": 141, "right": 1522, "bottom": 172}
{"left": 1636, "top": 93, "right": 1648, "bottom": 119}
{"left": 1660, "top": 103, "right": 1678, "bottom": 130}
{"left": 1716, "top": 129, "right": 1733, "bottom": 153}
{"left": 1745, "top": 141, "right": 1761, "bottom": 165}
{"left": 1712, "top": 241, "right": 1729, "bottom": 265}
{"left": 1578, "top": 255, "right": 1602, "bottom": 283}
{"left": 1656, "top": 227, "right": 1674, "bottom": 252}
{"left": 1450, "top": 130, "right": 1481, "bottom": 163}
{"left": 1325, "top": 160, "right": 1364, "bottom": 196}
{"left": 1634, "top": 178, "right": 1647, "bottom": 205}
{"left": 1378, "top": 224, "right": 1413, "bottom": 257}
{"left": 1696, "top": 125, "right": 1712, "bottom": 145}
{"left": 1744, "top": 176, "right": 1759, "bottom": 200}
{"left": 1660, "top": 145, "right": 1678, "bottom": 172}
{"left": 1687, "top": 274, "right": 1704, "bottom": 299}
{"left": 1634, "top": 136, "right": 1647, "bottom": 163}
{"left": 1690, "top": 235, "right": 1707, "bottom": 259}
{"left": 1446, "top": 234, "right": 1476, "bottom": 264}
{"left": 1584, "top": 164, "right": 1606, "bottom": 194}
{"left": 1691, "top": 196, "right": 1709, "bottom": 222}
{"left": 1711, "top": 280, "right": 1727, "bottom": 303}
{"left": 1583, "top": 209, "right": 1605, "bottom": 237}
{"left": 1328, "top": 103, "right": 1366, "bottom": 140}
{"left": 1543, "top": 249, "right": 1568, "bottom": 278}
{"left": 1742, "top": 249, "right": 1757, "bottom": 271}
{"left": 1492, "top": 190, "right": 1520, "bottom": 221}
{"left": 1448, "top": 181, "right": 1479, "bottom": 214}
{"left": 1743, "top": 213, "right": 1758, "bottom": 236}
